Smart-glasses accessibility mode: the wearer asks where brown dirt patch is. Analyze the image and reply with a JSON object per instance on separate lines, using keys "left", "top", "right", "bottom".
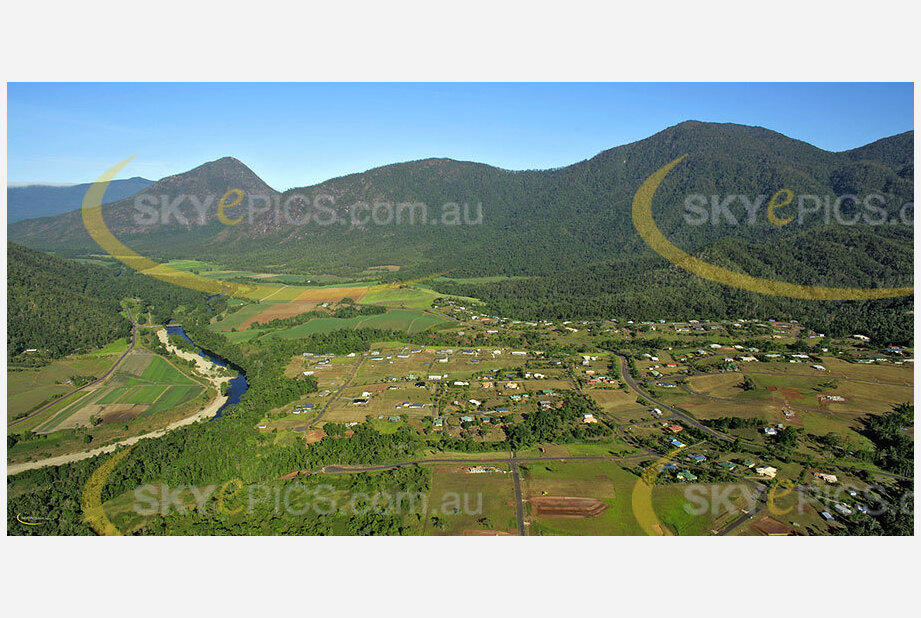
{"left": 750, "top": 516, "right": 798, "bottom": 536}
{"left": 304, "top": 429, "right": 326, "bottom": 446}
{"left": 294, "top": 286, "right": 369, "bottom": 303}
{"left": 100, "top": 404, "right": 146, "bottom": 424}
{"left": 530, "top": 496, "right": 608, "bottom": 518}
{"left": 463, "top": 529, "right": 513, "bottom": 536}
{"left": 240, "top": 301, "right": 321, "bottom": 329}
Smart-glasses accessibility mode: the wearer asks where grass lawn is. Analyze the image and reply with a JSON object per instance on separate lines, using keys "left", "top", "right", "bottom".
{"left": 423, "top": 464, "right": 518, "bottom": 535}
{"left": 522, "top": 460, "right": 647, "bottom": 536}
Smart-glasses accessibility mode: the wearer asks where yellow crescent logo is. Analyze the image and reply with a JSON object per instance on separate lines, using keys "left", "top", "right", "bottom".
{"left": 632, "top": 156, "right": 913, "bottom": 300}
{"left": 630, "top": 449, "right": 683, "bottom": 536}
{"left": 16, "top": 514, "right": 44, "bottom": 526}
{"left": 81, "top": 445, "right": 138, "bottom": 536}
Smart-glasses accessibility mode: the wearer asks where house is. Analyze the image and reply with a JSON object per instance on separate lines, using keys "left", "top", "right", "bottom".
{"left": 667, "top": 425, "right": 684, "bottom": 433}
{"left": 763, "top": 427, "right": 778, "bottom": 436}
{"left": 582, "top": 413, "right": 597, "bottom": 424}
{"left": 459, "top": 416, "right": 474, "bottom": 423}
{"left": 388, "top": 416, "right": 401, "bottom": 422}
{"left": 687, "top": 454, "right": 707, "bottom": 463}
{"left": 428, "top": 375, "right": 443, "bottom": 381}
{"left": 717, "top": 461, "right": 736, "bottom": 471}
{"left": 481, "top": 381, "right": 494, "bottom": 388}
{"left": 657, "top": 382, "right": 676, "bottom": 388}
{"left": 833, "top": 503, "right": 853, "bottom": 516}
{"left": 741, "top": 460, "right": 756, "bottom": 469}
{"left": 494, "top": 407, "right": 509, "bottom": 413}
{"left": 432, "top": 418, "right": 443, "bottom": 427}
{"left": 453, "top": 381, "right": 469, "bottom": 386}
{"left": 677, "top": 470, "right": 698, "bottom": 482}
{"left": 811, "top": 364, "right": 827, "bottom": 371}
{"left": 505, "top": 382, "right": 519, "bottom": 390}
{"left": 302, "top": 371, "right": 315, "bottom": 376}
{"left": 813, "top": 472, "right": 838, "bottom": 484}
{"left": 651, "top": 408, "right": 663, "bottom": 416}
{"left": 819, "top": 511, "right": 835, "bottom": 521}
{"left": 670, "top": 438, "right": 686, "bottom": 448}
{"left": 351, "top": 398, "right": 370, "bottom": 405}
{"left": 511, "top": 351, "right": 527, "bottom": 356}
{"left": 756, "top": 466, "right": 777, "bottom": 479}
{"left": 468, "top": 399, "right": 482, "bottom": 407}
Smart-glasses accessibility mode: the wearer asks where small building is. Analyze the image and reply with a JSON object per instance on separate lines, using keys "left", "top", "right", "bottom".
{"left": 667, "top": 425, "right": 684, "bottom": 433}
{"left": 687, "top": 454, "right": 707, "bottom": 463}
{"left": 582, "top": 412, "right": 598, "bottom": 424}
{"left": 756, "top": 466, "right": 778, "bottom": 479}
{"left": 813, "top": 472, "right": 838, "bottom": 484}
{"left": 459, "top": 415, "right": 474, "bottom": 423}
{"left": 670, "top": 438, "right": 686, "bottom": 449}
{"left": 677, "top": 470, "right": 698, "bottom": 482}
{"left": 833, "top": 503, "right": 853, "bottom": 516}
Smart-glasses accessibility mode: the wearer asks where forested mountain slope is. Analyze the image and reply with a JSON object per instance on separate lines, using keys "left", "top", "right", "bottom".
{"left": 7, "top": 243, "right": 221, "bottom": 362}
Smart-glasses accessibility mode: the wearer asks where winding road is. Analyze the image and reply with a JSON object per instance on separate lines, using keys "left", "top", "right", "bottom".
{"left": 615, "top": 354, "right": 731, "bottom": 442}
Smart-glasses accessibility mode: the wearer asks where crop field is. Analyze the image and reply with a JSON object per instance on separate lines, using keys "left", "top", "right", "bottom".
{"left": 361, "top": 285, "right": 440, "bottom": 308}
{"left": 31, "top": 351, "right": 206, "bottom": 432}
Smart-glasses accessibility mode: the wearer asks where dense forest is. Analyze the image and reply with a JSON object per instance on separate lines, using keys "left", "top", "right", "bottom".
{"left": 7, "top": 243, "right": 224, "bottom": 362}
{"left": 429, "top": 227, "right": 913, "bottom": 345}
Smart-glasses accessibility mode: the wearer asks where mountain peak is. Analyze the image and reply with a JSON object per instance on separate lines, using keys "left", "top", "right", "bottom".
{"left": 155, "top": 156, "right": 277, "bottom": 196}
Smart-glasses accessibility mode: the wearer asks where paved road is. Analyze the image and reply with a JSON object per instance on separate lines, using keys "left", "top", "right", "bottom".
{"left": 8, "top": 306, "right": 138, "bottom": 430}
{"left": 309, "top": 355, "right": 365, "bottom": 428}
{"left": 319, "top": 452, "right": 651, "bottom": 474}
{"left": 615, "top": 355, "right": 730, "bottom": 442}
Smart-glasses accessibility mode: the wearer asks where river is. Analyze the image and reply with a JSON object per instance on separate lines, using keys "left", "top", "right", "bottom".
{"left": 165, "top": 325, "right": 248, "bottom": 419}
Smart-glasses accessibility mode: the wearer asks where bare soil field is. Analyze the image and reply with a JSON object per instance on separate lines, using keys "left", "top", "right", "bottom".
{"left": 530, "top": 496, "right": 608, "bottom": 518}
{"left": 240, "top": 301, "right": 323, "bottom": 329}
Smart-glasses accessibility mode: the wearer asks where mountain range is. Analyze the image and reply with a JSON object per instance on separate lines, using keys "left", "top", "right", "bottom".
{"left": 7, "top": 121, "right": 913, "bottom": 341}
{"left": 6, "top": 176, "right": 154, "bottom": 223}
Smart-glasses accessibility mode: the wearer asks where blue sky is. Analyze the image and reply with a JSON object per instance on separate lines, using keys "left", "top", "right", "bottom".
{"left": 7, "top": 83, "right": 913, "bottom": 190}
